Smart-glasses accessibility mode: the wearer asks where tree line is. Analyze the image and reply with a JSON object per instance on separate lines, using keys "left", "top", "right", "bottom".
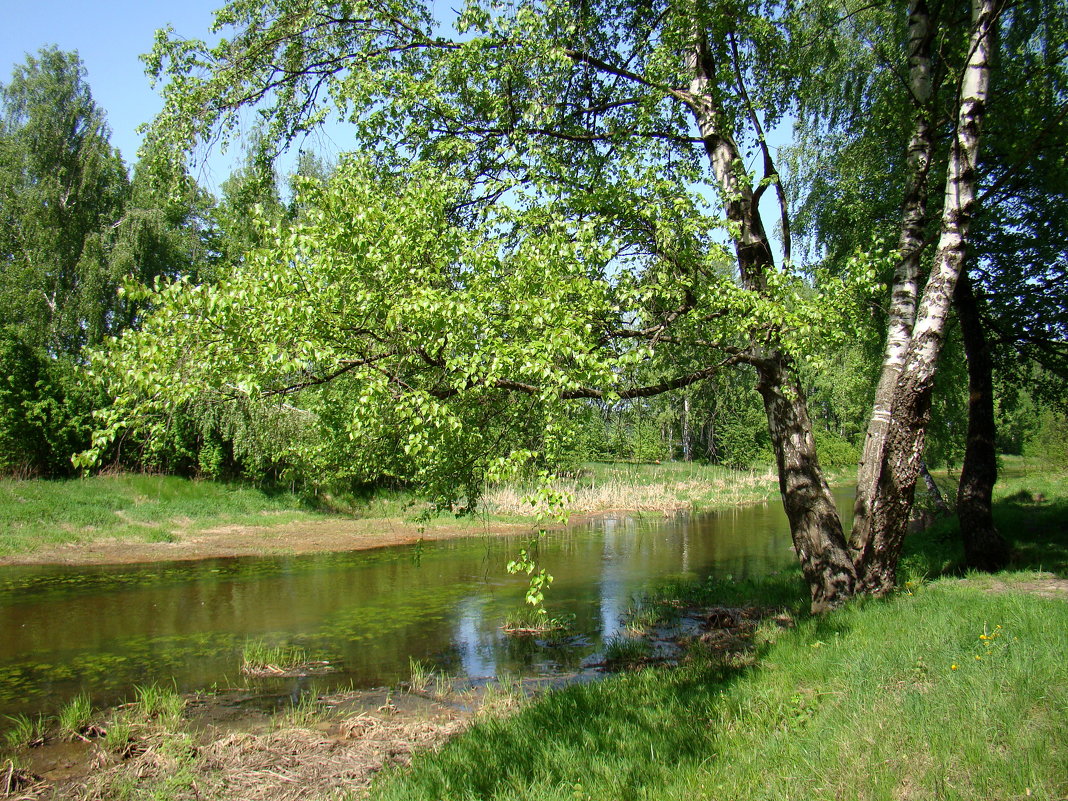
{"left": 2, "top": 0, "right": 1066, "bottom": 610}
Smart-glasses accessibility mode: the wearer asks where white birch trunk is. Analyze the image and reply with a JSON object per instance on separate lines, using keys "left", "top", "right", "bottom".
{"left": 854, "top": 0, "right": 997, "bottom": 592}
{"left": 852, "top": 0, "right": 936, "bottom": 554}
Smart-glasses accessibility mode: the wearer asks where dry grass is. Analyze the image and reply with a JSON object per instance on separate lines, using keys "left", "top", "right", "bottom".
{"left": 78, "top": 714, "right": 466, "bottom": 801}
{"left": 483, "top": 468, "right": 777, "bottom": 517}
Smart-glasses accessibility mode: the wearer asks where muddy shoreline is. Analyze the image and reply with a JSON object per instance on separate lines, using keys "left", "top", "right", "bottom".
{"left": 0, "top": 514, "right": 603, "bottom": 568}
{"left": 6, "top": 602, "right": 774, "bottom": 800}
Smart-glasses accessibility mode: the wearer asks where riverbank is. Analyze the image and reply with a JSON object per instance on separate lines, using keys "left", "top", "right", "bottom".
{"left": 1, "top": 469, "right": 1064, "bottom": 799}
{"left": 0, "top": 463, "right": 779, "bottom": 566}
{"left": 363, "top": 469, "right": 1068, "bottom": 801}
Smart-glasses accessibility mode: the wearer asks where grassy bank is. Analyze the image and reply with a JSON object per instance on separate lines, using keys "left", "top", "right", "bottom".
{"left": 367, "top": 470, "right": 1068, "bottom": 801}
{"left": 481, "top": 460, "right": 778, "bottom": 517}
{"left": 0, "top": 462, "right": 780, "bottom": 559}
{"left": 0, "top": 474, "right": 324, "bottom": 556}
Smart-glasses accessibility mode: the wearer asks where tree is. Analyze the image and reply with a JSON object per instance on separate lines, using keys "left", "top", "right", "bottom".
{"left": 792, "top": 0, "right": 1066, "bottom": 572}
{"left": 99, "top": 0, "right": 1014, "bottom": 609}
{"left": 0, "top": 47, "right": 130, "bottom": 355}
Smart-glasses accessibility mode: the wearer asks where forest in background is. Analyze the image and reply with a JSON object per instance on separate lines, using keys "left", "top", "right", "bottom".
{"left": 0, "top": 42, "right": 1063, "bottom": 487}
{"left": 1, "top": 0, "right": 1066, "bottom": 611}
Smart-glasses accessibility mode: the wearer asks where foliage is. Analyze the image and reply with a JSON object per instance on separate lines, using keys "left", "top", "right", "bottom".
{"left": 120, "top": 1, "right": 882, "bottom": 504}
{"left": 0, "top": 47, "right": 129, "bottom": 355}
{"left": 1024, "top": 408, "right": 1068, "bottom": 469}
{"left": 0, "top": 330, "right": 98, "bottom": 477}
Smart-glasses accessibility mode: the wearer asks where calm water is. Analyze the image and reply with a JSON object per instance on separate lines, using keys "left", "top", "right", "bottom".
{"left": 0, "top": 488, "right": 853, "bottom": 718}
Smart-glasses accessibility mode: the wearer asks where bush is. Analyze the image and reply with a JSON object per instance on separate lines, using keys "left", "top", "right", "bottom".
{"left": 814, "top": 431, "right": 860, "bottom": 470}
{"left": 0, "top": 331, "right": 95, "bottom": 477}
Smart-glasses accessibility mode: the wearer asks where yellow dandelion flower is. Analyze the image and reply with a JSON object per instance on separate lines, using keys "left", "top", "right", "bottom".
{"left": 951, "top": 664, "right": 958, "bottom": 670}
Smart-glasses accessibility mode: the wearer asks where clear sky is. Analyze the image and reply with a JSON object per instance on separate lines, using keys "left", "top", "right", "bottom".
{"left": 0, "top": 0, "right": 789, "bottom": 257}
{"left": 0, "top": 0, "right": 222, "bottom": 169}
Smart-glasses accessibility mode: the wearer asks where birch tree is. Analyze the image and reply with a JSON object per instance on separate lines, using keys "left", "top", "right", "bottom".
{"left": 96, "top": 0, "right": 1011, "bottom": 609}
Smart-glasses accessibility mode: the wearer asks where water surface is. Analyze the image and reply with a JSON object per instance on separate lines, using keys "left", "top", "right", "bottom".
{"left": 0, "top": 488, "right": 853, "bottom": 719}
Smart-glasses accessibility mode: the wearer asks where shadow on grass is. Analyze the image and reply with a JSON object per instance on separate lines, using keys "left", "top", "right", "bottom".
{"left": 902, "top": 489, "right": 1068, "bottom": 582}
{"left": 373, "top": 657, "right": 754, "bottom": 801}
{"left": 372, "top": 571, "right": 818, "bottom": 801}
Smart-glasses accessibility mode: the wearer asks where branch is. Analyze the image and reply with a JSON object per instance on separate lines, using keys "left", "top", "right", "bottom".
{"left": 260, "top": 351, "right": 396, "bottom": 397}
{"left": 728, "top": 31, "right": 792, "bottom": 265}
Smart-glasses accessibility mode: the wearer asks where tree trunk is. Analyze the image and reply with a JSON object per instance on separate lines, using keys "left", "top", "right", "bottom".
{"left": 954, "top": 271, "right": 1011, "bottom": 570}
{"left": 919, "top": 460, "right": 951, "bottom": 516}
{"left": 688, "top": 30, "right": 855, "bottom": 610}
{"left": 853, "top": 0, "right": 936, "bottom": 554}
{"left": 681, "top": 392, "right": 692, "bottom": 461}
{"left": 853, "top": 0, "right": 997, "bottom": 594}
{"left": 756, "top": 356, "right": 857, "bottom": 611}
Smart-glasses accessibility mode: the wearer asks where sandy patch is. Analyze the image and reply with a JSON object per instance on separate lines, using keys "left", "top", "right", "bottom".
{"left": 0, "top": 516, "right": 542, "bottom": 568}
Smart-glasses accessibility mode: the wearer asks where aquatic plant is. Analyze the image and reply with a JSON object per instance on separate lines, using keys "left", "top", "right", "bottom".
{"left": 407, "top": 657, "right": 433, "bottom": 694}
{"left": 2, "top": 714, "right": 46, "bottom": 749}
{"left": 602, "top": 636, "right": 652, "bottom": 669}
{"left": 242, "top": 640, "right": 315, "bottom": 675}
{"left": 57, "top": 693, "right": 93, "bottom": 741}
{"left": 502, "top": 608, "right": 575, "bottom": 637}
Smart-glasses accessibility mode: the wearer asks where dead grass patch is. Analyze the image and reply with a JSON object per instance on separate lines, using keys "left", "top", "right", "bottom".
{"left": 78, "top": 714, "right": 466, "bottom": 801}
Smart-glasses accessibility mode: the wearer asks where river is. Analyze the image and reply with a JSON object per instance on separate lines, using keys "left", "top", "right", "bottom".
{"left": 0, "top": 487, "right": 854, "bottom": 719}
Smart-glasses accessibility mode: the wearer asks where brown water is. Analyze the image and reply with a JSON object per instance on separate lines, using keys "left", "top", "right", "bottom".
{"left": 0, "top": 488, "right": 853, "bottom": 720}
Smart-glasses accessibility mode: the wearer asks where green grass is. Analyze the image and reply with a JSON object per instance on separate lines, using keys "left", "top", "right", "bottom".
{"left": 133, "top": 684, "right": 185, "bottom": 724}
{"left": 57, "top": 693, "right": 93, "bottom": 741}
{"left": 0, "top": 473, "right": 322, "bottom": 555}
{"left": 241, "top": 640, "right": 313, "bottom": 673}
{"left": 601, "top": 635, "right": 652, "bottom": 668}
{"left": 367, "top": 468, "right": 1068, "bottom": 801}
{"left": 901, "top": 468, "right": 1068, "bottom": 583}
{"left": 2, "top": 713, "right": 46, "bottom": 749}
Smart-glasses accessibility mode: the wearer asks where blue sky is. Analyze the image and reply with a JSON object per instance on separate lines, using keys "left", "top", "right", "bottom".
{"left": 0, "top": 0, "right": 790, "bottom": 257}
{"left": 0, "top": 0, "right": 221, "bottom": 168}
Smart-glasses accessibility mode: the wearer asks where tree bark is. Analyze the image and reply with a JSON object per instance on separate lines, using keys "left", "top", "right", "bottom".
{"left": 681, "top": 392, "right": 692, "bottom": 461}
{"left": 919, "top": 460, "right": 951, "bottom": 516}
{"left": 687, "top": 30, "right": 856, "bottom": 610}
{"left": 954, "top": 270, "right": 1011, "bottom": 570}
{"left": 853, "top": 0, "right": 936, "bottom": 554}
{"left": 853, "top": 0, "right": 997, "bottom": 594}
{"left": 756, "top": 356, "right": 857, "bottom": 611}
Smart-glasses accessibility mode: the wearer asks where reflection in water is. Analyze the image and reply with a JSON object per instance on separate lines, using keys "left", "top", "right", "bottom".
{"left": 0, "top": 488, "right": 853, "bottom": 718}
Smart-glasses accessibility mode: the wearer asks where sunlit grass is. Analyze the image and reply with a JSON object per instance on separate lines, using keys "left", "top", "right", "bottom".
{"left": 483, "top": 461, "right": 779, "bottom": 517}
{"left": 0, "top": 474, "right": 321, "bottom": 555}
{"left": 2, "top": 713, "right": 46, "bottom": 750}
{"left": 57, "top": 693, "right": 93, "bottom": 742}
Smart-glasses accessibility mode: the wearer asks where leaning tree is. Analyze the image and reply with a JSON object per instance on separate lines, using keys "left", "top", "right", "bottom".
{"left": 90, "top": 0, "right": 1018, "bottom": 610}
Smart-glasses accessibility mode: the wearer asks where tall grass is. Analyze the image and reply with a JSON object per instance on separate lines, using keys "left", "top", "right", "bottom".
{"left": 483, "top": 461, "right": 778, "bottom": 517}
